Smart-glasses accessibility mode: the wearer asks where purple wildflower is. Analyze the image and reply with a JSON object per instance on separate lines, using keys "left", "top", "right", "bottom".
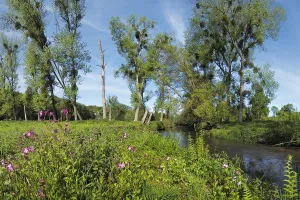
{"left": 26, "top": 131, "right": 34, "bottom": 138}
{"left": 37, "top": 187, "right": 45, "bottom": 198}
{"left": 49, "top": 112, "right": 53, "bottom": 117}
{"left": 22, "top": 147, "right": 29, "bottom": 155}
{"left": 63, "top": 109, "right": 69, "bottom": 116}
{"left": 39, "top": 110, "right": 43, "bottom": 117}
{"left": 222, "top": 163, "right": 228, "bottom": 168}
{"left": 65, "top": 123, "right": 69, "bottom": 127}
{"left": 7, "top": 163, "right": 14, "bottom": 172}
{"left": 28, "top": 146, "right": 35, "bottom": 152}
{"left": 1, "top": 160, "right": 5, "bottom": 168}
{"left": 117, "top": 162, "right": 126, "bottom": 169}
{"left": 52, "top": 129, "right": 58, "bottom": 134}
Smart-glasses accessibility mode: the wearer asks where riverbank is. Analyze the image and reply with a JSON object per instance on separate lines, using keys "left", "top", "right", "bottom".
{"left": 209, "top": 120, "right": 300, "bottom": 146}
{"left": 1, "top": 120, "right": 297, "bottom": 199}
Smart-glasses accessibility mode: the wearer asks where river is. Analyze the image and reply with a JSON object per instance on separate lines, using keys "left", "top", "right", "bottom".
{"left": 160, "top": 126, "right": 300, "bottom": 189}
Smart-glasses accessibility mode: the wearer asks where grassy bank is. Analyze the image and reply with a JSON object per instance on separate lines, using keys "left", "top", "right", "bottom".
{"left": 0, "top": 120, "right": 298, "bottom": 199}
{"left": 210, "top": 120, "right": 300, "bottom": 146}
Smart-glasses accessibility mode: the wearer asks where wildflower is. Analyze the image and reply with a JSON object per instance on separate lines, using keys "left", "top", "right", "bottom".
{"left": 49, "top": 112, "right": 53, "bottom": 117}
{"left": 37, "top": 187, "right": 45, "bottom": 198}
{"left": 117, "top": 162, "right": 126, "bottom": 169}
{"left": 166, "top": 156, "right": 171, "bottom": 161}
{"left": 237, "top": 181, "right": 242, "bottom": 186}
{"left": 52, "top": 129, "right": 58, "bottom": 134}
{"left": 26, "top": 131, "right": 34, "bottom": 138}
{"left": 65, "top": 123, "right": 69, "bottom": 127}
{"left": 7, "top": 163, "right": 14, "bottom": 172}
{"left": 236, "top": 170, "right": 241, "bottom": 175}
{"left": 22, "top": 147, "right": 29, "bottom": 155}
{"left": 63, "top": 109, "right": 69, "bottom": 116}
{"left": 39, "top": 110, "right": 43, "bottom": 117}
{"left": 232, "top": 176, "right": 237, "bottom": 181}
{"left": 222, "top": 163, "right": 228, "bottom": 168}
{"left": 1, "top": 160, "right": 5, "bottom": 168}
{"left": 88, "top": 138, "right": 92, "bottom": 142}
{"left": 28, "top": 146, "right": 35, "bottom": 152}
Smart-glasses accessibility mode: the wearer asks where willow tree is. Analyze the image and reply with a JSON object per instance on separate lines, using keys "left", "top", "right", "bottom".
{"left": 110, "top": 15, "right": 155, "bottom": 121}
{"left": 51, "top": 0, "right": 91, "bottom": 121}
{"left": 194, "top": 0, "right": 285, "bottom": 122}
{"left": 5, "top": 0, "right": 58, "bottom": 119}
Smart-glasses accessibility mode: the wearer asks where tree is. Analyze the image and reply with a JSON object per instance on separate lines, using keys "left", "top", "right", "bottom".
{"left": 110, "top": 15, "right": 155, "bottom": 121}
{"left": 271, "top": 106, "right": 279, "bottom": 117}
{"left": 98, "top": 36, "right": 106, "bottom": 119}
{"left": 148, "top": 33, "right": 181, "bottom": 121}
{"left": 0, "top": 34, "right": 20, "bottom": 120}
{"left": 193, "top": 0, "right": 285, "bottom": 122}
{"left": 5, "top": 0, "right": 58, "bottom": 119}
{"left": 51, "top": 0, "right": 91, "bottom": 121}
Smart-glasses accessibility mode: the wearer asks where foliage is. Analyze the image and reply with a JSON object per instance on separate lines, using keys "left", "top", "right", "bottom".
{"left": 0, "top": 120, "right": 290, "bottom": 199}
{"left": 283, "top": 155, "right": 298, "bottom": 199}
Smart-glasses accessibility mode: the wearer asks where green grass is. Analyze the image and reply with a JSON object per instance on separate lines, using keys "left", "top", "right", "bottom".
{"left": 0, "top": 120, "right": 296, "bottom": 199}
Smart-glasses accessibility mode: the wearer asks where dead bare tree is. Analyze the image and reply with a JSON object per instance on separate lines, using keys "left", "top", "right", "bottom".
{"left": 98, "top": 36, "right": 107, "bottom": 119}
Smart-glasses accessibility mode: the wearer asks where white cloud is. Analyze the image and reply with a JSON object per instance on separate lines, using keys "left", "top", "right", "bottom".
{"left": 45, "top": 4, "right": 54, "bottom": 13}
{"left": 82, "top": 18, "right": 109, "bottom": 33}
{"left": 161, "top": 1, "right": 186, "bottom": 44}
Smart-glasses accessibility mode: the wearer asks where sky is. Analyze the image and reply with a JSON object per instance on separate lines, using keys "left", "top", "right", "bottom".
{"left": 0, "top": 0, "right": 299, "bottom": 112}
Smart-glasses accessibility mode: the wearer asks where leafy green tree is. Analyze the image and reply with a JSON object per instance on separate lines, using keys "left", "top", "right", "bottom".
{"left": 110, "top": 15, "right": 155, "bottom": 121}
{"left": 0, "top": 35, "right": 20, "bottom": 120}
{"left": 51, "top": 0, "right": 91, "bottom": 121}
{"left": 148, "top": 33, "right": 181, "bottom": 121}
{"left": 5, "top": 0, "right": 58, "bottom": 119}
{"left": 271, "top": 106, "right": 279, "bottom": 117}
{"left": 193, "top": 0, "right": 285, "bottom": 122}
{"left": 249, "top": 87, "right": 270, "bottom": 120}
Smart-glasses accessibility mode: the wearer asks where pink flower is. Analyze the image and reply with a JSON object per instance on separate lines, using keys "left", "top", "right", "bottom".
{"left": 65, "top": 123, "right": 69, "bottom": 127}
{"left": 7, "top": 163, "right": 14, "bottom": 172}
{"left": 63, "top": 109, "right": 69, "bottom": 116}
{"left": 49, "top": 112, "right": 53, "bottom": 117}
{"left": 28, "top": 146, "right": 35, "bottom": 152}
{"left": 26, "top": 131, "right": 34, "bottom": 137}
{"left": 22, "top": 147, "right": 29, "bottom": 155}
{"left": 117, "top": 162, "right": 126, "bottom": 169}
{"left": 167, "top": 156, "right": 171, "bottom": 161}
{"left": 1, "top": 160, "right": 5, "bottom": 168}
{"left": 237, "top": 181, "right": 242, "bottom": 186}
{"left": 37, "top": 187, "right": 45, "bottom": 198}
{"left": 222, "top": 163, "right": 228, "bottom": 168}
{"left": 39, "top": 110, "right": 43, "bottom": 117}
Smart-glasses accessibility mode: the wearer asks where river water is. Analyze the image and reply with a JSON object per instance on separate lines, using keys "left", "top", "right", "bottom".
{"left": 160, "top": 126, "right": 300, "bottom": 189}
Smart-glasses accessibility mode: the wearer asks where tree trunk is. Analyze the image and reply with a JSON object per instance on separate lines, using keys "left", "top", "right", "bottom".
{"left": 147, "top": 112, "right": 152, "bottom": 125}
{"left": 49, "top": 81, "right": 57, "bottom": 120}
{"left": 141, "top": 110, "right": 148, "bottom": 124}
{"left": 134, "top": 106, "right": 139, "bottom": 122}
{"left": 98, "top": 37, "right": 107, "bottom": 119}
{"left": 134, "top": 74, "right": 140, "bottom": 121}
{"left": 160, "top": 111, "right": 163, "bottom": 122}
{"left": 77, "top": 111, "right": 82, "bottom": 120}
{"left": 24, "top": 105, "right": 27, "bottom": 121}
{"left": 73, "top": 104, "right": 78, "bottom": 121}
{"left": 238, "top": 56, "right": 244, "bottom": 122}
{"left": 109, "top": 106, "right": 112, "bottom": 121}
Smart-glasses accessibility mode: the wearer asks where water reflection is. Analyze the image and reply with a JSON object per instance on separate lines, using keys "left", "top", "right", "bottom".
{"left": 160, "top": 126, "right": 300, "bottom": 189}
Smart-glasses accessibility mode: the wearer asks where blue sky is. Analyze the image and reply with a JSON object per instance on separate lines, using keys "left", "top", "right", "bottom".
{"left": 0, "top": 0, "right": 299, "bottom": 112}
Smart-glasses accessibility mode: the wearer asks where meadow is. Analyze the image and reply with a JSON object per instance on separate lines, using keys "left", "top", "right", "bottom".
{"left": 0, "top": 120, "right": 298, "bottom": 199}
